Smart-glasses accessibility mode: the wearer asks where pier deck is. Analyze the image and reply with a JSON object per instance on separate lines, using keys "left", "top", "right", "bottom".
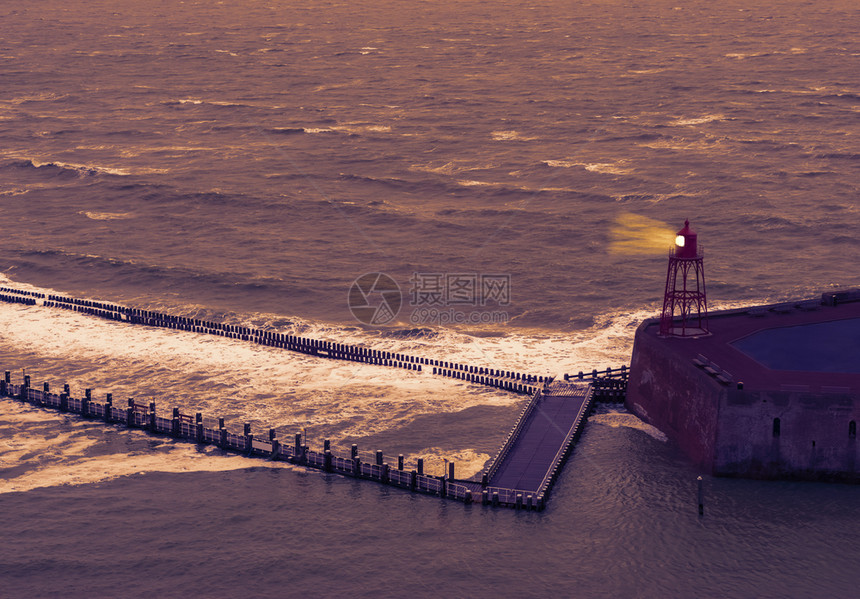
{"left": 468, "top": 381, "right": 594, "bottom": 506}
{"left": 488, "top": 383, "right": 592, "bottom": 492}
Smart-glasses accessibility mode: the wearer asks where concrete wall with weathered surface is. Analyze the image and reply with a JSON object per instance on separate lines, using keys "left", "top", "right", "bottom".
{"left": 627, "top": 317, "right": 860, "bottom": 481}
{"left": 626, "top": 319, "right": 723, "bottom": 473}
{"left": 715, "top": 389, "right": 859, "bottom": 481}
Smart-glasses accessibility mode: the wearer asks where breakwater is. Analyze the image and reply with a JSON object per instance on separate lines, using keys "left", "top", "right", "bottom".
{"left": 1, "top": 371, "right": 611, "bottom": 509}
{"left": 1, "top": 371, "right": 542, "bottom": 508}
{"left": 0, "top": 284, "right": 630, "bottom": 509}
{"left": 0, "top": 286, "right": 561, "bottom": 395}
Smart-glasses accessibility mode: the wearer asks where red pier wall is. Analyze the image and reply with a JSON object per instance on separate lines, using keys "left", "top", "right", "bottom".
{"left": 625, "top": 303, "right": 860, "bottom": 482}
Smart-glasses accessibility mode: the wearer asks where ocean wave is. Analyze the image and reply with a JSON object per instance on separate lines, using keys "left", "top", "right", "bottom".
{"left": 589, "top": 406, "right": 668, "bottom": 442}
{"left": 331, "top": 124, "right": 392, "bottom": 135}
{"left": 10, "top": 248, "right": 298, "bottom": 300}
{"left": 79, "top": 211, "right": 135, "bottom": 221}
{"left": 267, "top": 127, "right": 306, "bottom": 135}
{"left": 409, "top": 161, "right": 499, "bottom": 176}
{"left": 0, "top": 402, "right": 291, "bottom": 495}
{"left": 542, "top": 159, "right": 579, "bottom": 168}
{"left": 821, "top": 93, "right": 860, "bottom": 103}
{"left": 542, "top": 159, "right": 633, "bottom": 174}
{"left": 162, "top": 98, "right": 283, "bottom": 110}
{"left": 408, "top": 447, "right": 491, "bottom": 478}
{"left": 815, "top": 152, "right": 860, "bottom": 160}
{"left": 668, "top": 114, "right": 726, "bottom": 126}
{"left": 491, "top": 130, "right": 537, "bottom": 141}
{"left": 1, "top": 92, "right": 66, "bottom": 105}
{"left": 584, "top": 162, "right": 632, "bottom": 175}
{"left": 5, "top": 158, "right": 131, "bottom": 177}
{"left": 338, "top": 173, "right": 452, "bottom": 195}
{"left": 0, "top": 188, "right": 30, "bottom": 197}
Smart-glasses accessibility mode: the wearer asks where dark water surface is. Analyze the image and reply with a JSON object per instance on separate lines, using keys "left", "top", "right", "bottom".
{"left": 1, "top": 0, "right": 859, "bottom": 596}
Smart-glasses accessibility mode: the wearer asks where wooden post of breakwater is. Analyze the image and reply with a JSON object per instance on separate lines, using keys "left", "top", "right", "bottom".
{"left": 295, "top": 433, "right": 304, "bottom": 464}
{"left": 244, "top": 423, "right": 253, "bottom": 453}
{"left": 270, "top": 429, "right": 280, "bottom": 460}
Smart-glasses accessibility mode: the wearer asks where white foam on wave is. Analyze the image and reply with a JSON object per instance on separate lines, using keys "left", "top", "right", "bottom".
{"left": 409, "top": 447, "right": 491, "bottom": 478}
{"left": 589, "top": 405, "right": 668, "bottom": 443}
{"left": 0, "top": 298, "right": 643, "bottom": 438}
{"left": 638, "top": 137, "right": 722, "bottom": 151}
{"left": 543, "top": 159, "right": 632, "bottom": 175}
{"left": 669, "top": 114, "right": 725, "bottom": 126}
{"left": 1, "top": 92, "right": 65, "bottom": 105}
{"left": 21, "top": 157, "right": 131, "bottom": 176}
{"left": 0, "top": 401, "right": 291, "bottom": 495}
{"left": 331, "top": 124, "right": 392, "bottom": 134}
{"left": 0, "top": 188, "right": 29, "bottom": 197}
{"left": 583, "top": 162, "right": 632, "bottom": 175}
{"left": 726, "top": 48, "right": 807, "bottom": 60}
{"left": 80, "top": 211, "right": 134, "bottom": 221}
{"left": 0, "top": 300, "right": 525, "bottom": 439}
{"left": 409, "top": 161, "right": 498, "bottom": 176}
{"left": 491, "top": 130, "right": 535, "bottom": 141}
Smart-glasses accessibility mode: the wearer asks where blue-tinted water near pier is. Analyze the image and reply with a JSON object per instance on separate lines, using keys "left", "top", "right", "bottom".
{"left": 1, "top": 0, "right": 859, "bottom": 596}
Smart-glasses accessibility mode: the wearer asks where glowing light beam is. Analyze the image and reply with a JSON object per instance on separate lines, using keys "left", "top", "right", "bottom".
{"left": 608, "top": 213, "right": 676, "bottom": 255}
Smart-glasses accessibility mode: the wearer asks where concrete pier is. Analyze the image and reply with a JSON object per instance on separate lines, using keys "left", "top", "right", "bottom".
{"left": 627, "top": 291, "right": 860, "bottom": 481}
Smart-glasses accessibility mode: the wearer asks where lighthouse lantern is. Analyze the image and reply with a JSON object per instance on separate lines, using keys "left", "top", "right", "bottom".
{"left": 674, "top": 219, "right": 698, "bottom": 259}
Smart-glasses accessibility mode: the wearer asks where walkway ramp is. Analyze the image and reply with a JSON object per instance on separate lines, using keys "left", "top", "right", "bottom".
{"left": 481, "top": 381, "right": 593, "bottom": 505}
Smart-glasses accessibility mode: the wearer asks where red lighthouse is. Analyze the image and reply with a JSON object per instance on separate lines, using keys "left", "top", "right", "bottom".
{"left": 660, "top": 219, "right": 709, "bottom": 337}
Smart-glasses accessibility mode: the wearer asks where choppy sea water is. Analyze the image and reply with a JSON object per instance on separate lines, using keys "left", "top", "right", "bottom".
{"left": 1, "top": 0, "right": 859, "bottom": 596}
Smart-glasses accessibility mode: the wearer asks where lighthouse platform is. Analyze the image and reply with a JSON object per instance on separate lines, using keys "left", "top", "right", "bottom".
{"left": 626, "top": 290, "right": 860, "bottom": 481}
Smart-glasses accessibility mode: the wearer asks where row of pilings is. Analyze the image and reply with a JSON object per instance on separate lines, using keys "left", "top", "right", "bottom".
{"left": 565, "top": 367, "right": 629, "bottom": 402}
{"left": 432, "top": 366, "right": 539, "bottom": 396}
{"left": 1, "top": 371, "right": 545, "bottom": 510}
{"left": 1, "top": 286, "right": 631, "bottom": 401}
{"left": 0, "top": 287, "right": 560, "bottom": 389}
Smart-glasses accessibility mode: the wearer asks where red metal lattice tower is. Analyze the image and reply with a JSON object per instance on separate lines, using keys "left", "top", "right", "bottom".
{"left": 660, "top": 219, "right": 709, "bottom": 337}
